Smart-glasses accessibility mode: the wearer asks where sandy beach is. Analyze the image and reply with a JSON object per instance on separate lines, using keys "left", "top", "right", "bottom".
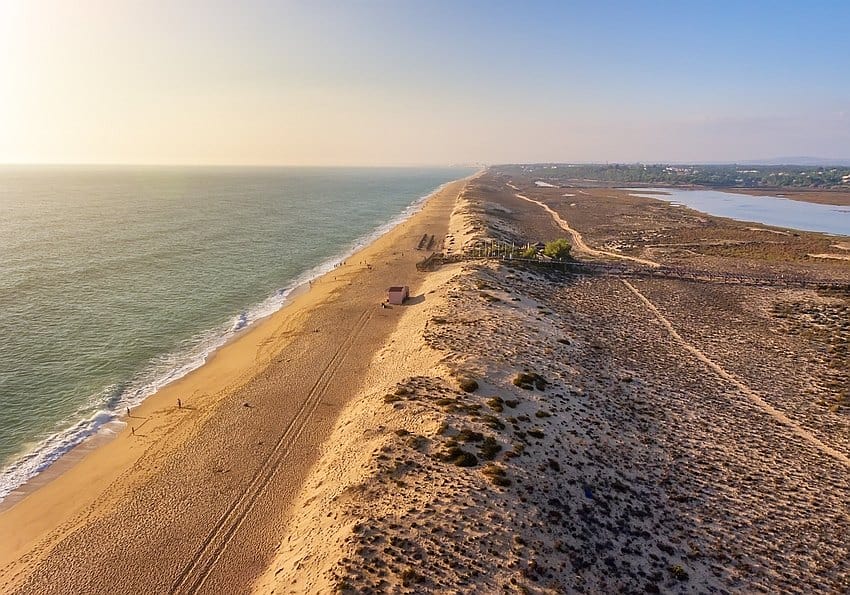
{"left": 5, "top": 2, "right": 850, "bottom": 593}
{"left": 2, "top": 167, "right": 849, "bottom": 594}
{"left": 254, "top": 169, "right": 849, "bottom": 594}
{"left": 0, "top": 174, "right": 476, "bottom": 594}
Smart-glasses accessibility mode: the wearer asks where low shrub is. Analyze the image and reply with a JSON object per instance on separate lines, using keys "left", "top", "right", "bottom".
{"left": 487, "top": 396, "right": 504, "bottom": 412}
{"left": 669, "top": 565, "right": 689, "bottom": 581}
{"left": 440, "top": 446, "right": 478, "bottom": 467}
{"left": 401, "top": 568, "right": 420, "bottom": 586}
{"left": 513, "top": 372, "right": 547, "bottom": 391}
{"left": 479, "top": 436, "right": 502, "bottom": 460}
{"left": 407, "top": 435, "right": 428, "bottom": 450}
{"left": 457, "top": 428, "right": 485, "bottom": 442}
{"left": 482, "top": 415, "right": 505, "bottom": 431}
{"left": 482, "top": 464, "right": 512, "bottom": 486}
{"left": 543, "top": 238, "right": 572, "bottom": 260}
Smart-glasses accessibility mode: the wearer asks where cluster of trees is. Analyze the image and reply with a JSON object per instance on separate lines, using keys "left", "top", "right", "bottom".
{"left": 543, "top": 238, "right": 572, "bottom": 260}
{"left": 506, "top": 164, "right": 850, "bottom": 189}
{"left": 520, "top": 239, "right": 572, "bottom": 260}
{"left": 471, "top": 238, "right": 572, "bottom": 261}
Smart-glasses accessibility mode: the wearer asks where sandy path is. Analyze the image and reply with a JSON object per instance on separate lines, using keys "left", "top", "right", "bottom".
{"left": 0, "top": 175, "right": 475, "bottom": 595}
{"left": 622, "top": 279, "right": 850, "bottom": 468}
{"left": 808, "top": 253, "right": 850, "bottom": 261}
{"left": 251, "top": 171, "right": 850, "bottom": 593}
{"left": 512, "top": 190, "right": 660, "bottom": 267}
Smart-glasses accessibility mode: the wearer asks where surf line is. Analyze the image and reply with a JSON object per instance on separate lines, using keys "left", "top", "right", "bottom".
{"left": 622, "top": 279, "right": 850, "bottom": 469}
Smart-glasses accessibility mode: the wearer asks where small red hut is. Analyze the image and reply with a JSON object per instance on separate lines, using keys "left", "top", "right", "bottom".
{"left": 387, "top": 286, "right": 410, "bottom": 305}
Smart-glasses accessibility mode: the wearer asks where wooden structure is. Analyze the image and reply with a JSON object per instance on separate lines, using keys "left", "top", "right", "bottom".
{"left": 387, "top": 286, "right": 410, "bottom": 305}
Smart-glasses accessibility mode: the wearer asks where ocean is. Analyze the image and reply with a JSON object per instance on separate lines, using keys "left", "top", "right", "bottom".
{"left": 0, "top": 165, "right": 474, "bottom": 501}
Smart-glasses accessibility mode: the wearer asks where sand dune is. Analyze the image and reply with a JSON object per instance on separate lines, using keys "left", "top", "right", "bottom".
{"left": 0, "top": 174, "right": 479, "bottom": 594}
{"left": 256, "top": 171, "right": 850, "bottom": 594}
{"left": 4, "top": 166, "right": 848, "bottom": 594}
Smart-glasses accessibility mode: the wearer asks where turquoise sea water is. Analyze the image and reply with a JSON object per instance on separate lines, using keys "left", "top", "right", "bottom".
{"left": 0, "top": 166, "right": 474, "bottom": 500}
{"left": 628, "top": 188, "right": 850, "bottom": 236}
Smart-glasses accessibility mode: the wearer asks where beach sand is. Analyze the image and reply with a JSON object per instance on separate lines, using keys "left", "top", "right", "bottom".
{"left": 0, "top": 174, "right": 476, "bottom": 594}
{"left": 254, "top": 170, "right": 849, "bottom": 594}
{"left": 3, "top": 166, "right": 849, "bottom": 594}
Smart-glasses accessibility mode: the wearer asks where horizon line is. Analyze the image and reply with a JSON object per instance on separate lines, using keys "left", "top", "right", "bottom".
{"left": 0, "top": 162, "right": 485, "bottom": 169}
{"left": 2, "top": 159, "right": 849, "bottom": 168}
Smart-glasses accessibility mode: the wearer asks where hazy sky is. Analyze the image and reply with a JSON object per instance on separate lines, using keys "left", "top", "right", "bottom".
{"left": 2, "top": 0, "right": 848, "bottom": 165}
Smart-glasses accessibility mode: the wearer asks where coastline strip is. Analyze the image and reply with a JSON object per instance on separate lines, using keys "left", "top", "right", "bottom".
{"left": 0, "top": 172, "right": 477, "bottom": 594}
{"left": 0, "top": 176, "right": 462, "bottom": 507}
{"left": 170, "top": 308, "right": 373, "bottom": 594}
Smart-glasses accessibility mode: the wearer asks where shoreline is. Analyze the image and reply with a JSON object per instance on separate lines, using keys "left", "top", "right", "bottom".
{"left": 0, "top": 174, "right": 469, "bottom": 511}
{"left": 5, "top": 165, "right": 848, "bottom": 593}
{"left": 0, "top": 170, "right": 480, "bottom": 593}
{"left": 254, "top": 168, "right": 850, "bottom": 593}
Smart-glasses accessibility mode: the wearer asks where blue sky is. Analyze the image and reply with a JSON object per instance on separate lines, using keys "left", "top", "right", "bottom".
{"left": 1, "top": 0, "right": 848, "bottom": 164}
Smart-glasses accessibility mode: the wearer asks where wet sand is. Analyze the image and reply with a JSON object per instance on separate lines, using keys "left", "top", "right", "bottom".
{"left": 5, "top": 166, "right": 848, "bottom": 594}
{"left": 0, "top": 174, "right": 476, "bottom": 594}
{"left": 254, "top": 169, "right": 849, "bottom": 594}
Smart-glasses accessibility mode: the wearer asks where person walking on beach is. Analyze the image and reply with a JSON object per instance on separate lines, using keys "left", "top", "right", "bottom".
{"left": 177, "top": 398, "right": 182, "bottom": 409}
{"left": 131, "top": 426, "right": 135, "bottom": 436}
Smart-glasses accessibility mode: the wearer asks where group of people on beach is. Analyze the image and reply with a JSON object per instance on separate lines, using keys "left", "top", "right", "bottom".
{"left": 126, "top": 398, "right": 182, "bottom": 436}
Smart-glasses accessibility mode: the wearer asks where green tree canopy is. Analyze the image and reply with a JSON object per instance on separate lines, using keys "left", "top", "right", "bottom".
{"left": 543, "top": 238, "right": 572, "bottom": 260}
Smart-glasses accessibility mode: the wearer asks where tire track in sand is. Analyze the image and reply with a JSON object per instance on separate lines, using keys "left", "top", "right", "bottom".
{"left": 511, "top": 189, "right": 660, "bottom": 268}
{"left": 170, "top": 309, "right": 374, "bottom": 595}
{"left": 622, "top": 279, "right": 850, "bottom": 469}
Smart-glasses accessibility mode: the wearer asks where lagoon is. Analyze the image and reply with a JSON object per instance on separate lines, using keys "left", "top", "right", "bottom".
{"left": 628, "top": 188, "right": 850, "bottom": 236}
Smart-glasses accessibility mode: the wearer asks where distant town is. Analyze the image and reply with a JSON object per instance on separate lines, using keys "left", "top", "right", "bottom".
{"left": 508, "top": 163, "right": 850, "bottom": 189}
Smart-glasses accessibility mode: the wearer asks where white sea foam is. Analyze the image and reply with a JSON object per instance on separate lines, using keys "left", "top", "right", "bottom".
{"left": 0, "top": 411, "right": 120, "bottom": 501}
{"left": 0, "top": 178, "right": 455, "bottom": 503}
{"left": 232, "top": 312, "right": 248, "bottom": 331}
